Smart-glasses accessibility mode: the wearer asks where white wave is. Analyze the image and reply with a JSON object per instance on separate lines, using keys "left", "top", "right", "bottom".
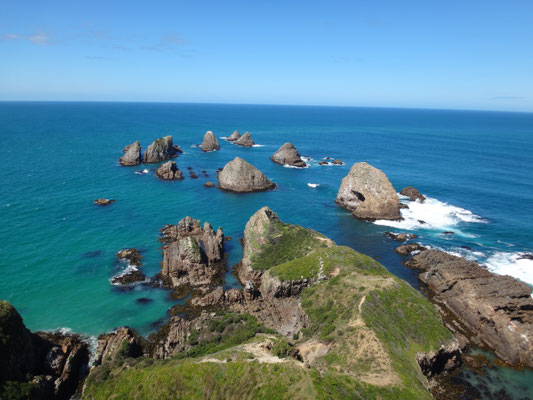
{"left": 374, "top": 195, "right": 487, "bottom": 235}
{"left": 485, "top": 252, "right": 533, "bottom": 286}
{"left": 301, "top": 156, "right": 313, "bottom": 162}
{"left": 252, "top": 144, "right": 265, "bottom": 147}
{"left": 307, "top": 183, "right": 320, "bottom": 188}
{"left": 283, "top": 164, "right": 308, "bottom": 169}
{"left": 135, "top": 169, "right": 149, "bottom": 175}
{"left": 219, "top": 136, "right": 228, "bottom": 140}
{"left": 84, "top": 335, "right": 99, "bottom": 367}
{"left": 110, "top": 262, "right": 139, "bottom": 285}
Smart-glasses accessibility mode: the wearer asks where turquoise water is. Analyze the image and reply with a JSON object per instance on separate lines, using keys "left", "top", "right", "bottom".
{"left": 1, "top": 102, "right": 533, "bottom": 395}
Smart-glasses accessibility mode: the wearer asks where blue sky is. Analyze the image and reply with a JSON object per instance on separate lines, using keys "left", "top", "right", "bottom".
{"left": 1, "top": 0, "right": 532, "bottom": 111}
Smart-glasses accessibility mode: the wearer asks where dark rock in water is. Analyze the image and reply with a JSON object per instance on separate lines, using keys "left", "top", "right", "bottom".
{"left": 143, "top": 136, "right": 180, "bottom": 163}
{"left": 518, "top": 253, "right": 533, "bottom": 261}
{"left": 331, "top": 159, "right": 343, "bottom": 165}
{"left": 204, "top": 181, "right": 215, "bottom": 188}
{"left": 159, "top": 216, "right": 225, "bottom": 291}
{"left": 460, "top": 245, "right": 472, "bottom": 250}
{"left": 224, "top": 236, "right": 232, "bottom": 241}
{"left": 386, "top": 232, "right": 418, "bottom": 242}
{"left": 336, "top": 162, "right": 402, "bottom": 221}
{"left": 318, "top": 160, "right": 329, "bottom": 165}
{"left": 218, "top": 157, "right": 275, "bottom": 193}
{"left": 0, "top": 301, "right": 90, "bottom": 399}
{"left": 405, "top": 250, "right": 533, "bottom": 368}
{"left": 399, "top": 203, "right": 409, "bottom": 209}
{"left": 395, "top": 243, "right": 426, "bottom": 255}
{"left": 418, "top": 220, "right": 427, "bottom": 224}
{"left": 156, "top": 161, "right": 184, "bottom": 181}
{"left": 119, "top": 140, "right": 142, "bottom": 166}
{"left": 117, "top": 248, "right": 142, "bottom": 266}
{"left": 201, "top": 170, "right": 207, "bottom": 174}
{"left": 270, "top": 142, "right": 307, "bottom": 168}
{"left": 227, "top": 130, "right": 241, "bottom": 141}
{"left": 201, "top": 131, "right": 220, "bottom": 152}
{"left": 187, "top": 166, "right": 192, "bottom": 170}
{"left": 82, "top": 250, "right": 102, "bottom": 258}
{"left": 400, "top": 186, "right": 426, "bottom": 203}
{"left": 112, "top": 249, "right": 146, "bottom": 286}
{"left": 442, "top": 231, "right": 455, "bottom": 235}
{"left": 234, "top": 131, "right": 255, "bottom": 147}
{"left": 136, "top": 297, "right": 153, "bottom": 305}
{"left": 94, "top": 198, "right": 115, "bottom": 206}
{"left": 189, "top": 171, "right": 198, "bottom": 179}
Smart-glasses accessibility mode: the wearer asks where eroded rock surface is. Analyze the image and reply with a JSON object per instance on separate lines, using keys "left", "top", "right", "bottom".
{"left": 270, "top": 142, "right": 307, "bottom": 168}
{"left": 156, "top": 161, "right": 184, "bottom": 180}
{"left": 119, "top": 141, "right": 141, "bottom": 166}
{"left": 217, "top": 157, "right": 275, "bottom": 193}
{"left": 400, "top": 186, "right": 426, "bottom": 203}
{"left": 143, "top": 136, "right": 180, "bottom": 163}
{"left": 201, "top": 131, "right": 220, "bottom": 152}
{"left": 227, "top": 130, "right": 241, "bottom": 141}
{"left": 234, "top": 132, "right": 255, "bottom": 147}
{"left": 336, "top": 162, "right": 402, "bottom": 221}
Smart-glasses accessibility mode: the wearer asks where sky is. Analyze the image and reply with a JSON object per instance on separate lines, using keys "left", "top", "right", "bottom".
{"left": 1, "top": 0, "right": 532, "bottom": 112}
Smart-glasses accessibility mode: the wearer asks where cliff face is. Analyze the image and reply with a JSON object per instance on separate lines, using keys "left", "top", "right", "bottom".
{"left": 336, "top": 162, "right": 401, "bottom": 220}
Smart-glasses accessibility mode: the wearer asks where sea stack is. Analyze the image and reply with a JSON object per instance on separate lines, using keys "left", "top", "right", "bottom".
{"left": 336, "top": 162, "right": 401, "bottom": 220}
{"left": 201, "top": 131, "right": 220, "bottom": 152}
{"left": 234, "top": 132, "right": 255, "bottom": 147}
{"left": 155, "top": 161, "right": 184, "bottom": 181}
{"left": 270, "top": 142, "right": 307, "bottom": 168}
{"left": 119, "top": 141, "right": 142, "bottom": 166}
{"left": 218, "top": 157, "right": 275, "bottom": 193}
{"left": 142, "top": 136, "right": 180, "bottom": 163}
{"left": 227, "top": 130, "right": 241, "bottom": 141}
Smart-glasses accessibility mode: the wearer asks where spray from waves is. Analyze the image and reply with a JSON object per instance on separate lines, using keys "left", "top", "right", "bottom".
{"left": 484, "top": 252, "right": 533, "bottom": 286}
{"left": 374, "top": 195, "right": 487, "bottom": 235}
{"left": 307, "top": 183, "right": 320, "bottom": 188}
{"left": 283, "top": 164, "right": 309, "bottom": 169}
{"left": 252, "top": 144, "right": 265, "bottom": 147}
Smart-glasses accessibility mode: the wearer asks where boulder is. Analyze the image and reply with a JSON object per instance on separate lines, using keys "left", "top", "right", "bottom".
{"left": 217, "top": 157, "right": 275, "bottom": 193}
{"left": 142, "top": 136, "right": 180, "bottom": 163}
{"left": 270, "top": 142, "right": 307, "bottom": 168}
{"left": 400, "top": 186, "right": 426, "bottom": 203}
{"left": 406, "top": 250, "right": 533, "bottom": 368}
{"left": 119, "top": 141, "right": 142, "bottom": 166}
{"left": 117, "top": 248, "right": 142, "bottom": 266}
{"left": 386, "top": 232, "right": 418, "bottom": 242}
{"left": 336, "top": 162, "right": 402, "bottom": 220}
{"left": 204, "top": 181, "right": 215, "bottom": 188}
{"left": 227, "top": 130, "right": 241, "bottom": 141}
{"left": 189, "top": 171, "right": 198, "bottom": 179}
{"left": 155, "top": 161, "right": 184, "bottom": 181}
{"left": 395, "top": 243, "right": 426, "bottom": 255}
{"left": 331, "top": 159, "right": 344, "bottom": 165}
{"left": 234, "top": 132, "right": 255, "bottom": 147}
{"left": 111, "top": 248, "right": 147, "bottom": 285}
{"left": 201, "top": 131, "right": 220, "bottom": 152}
{"left": 94, "top": 198, "right": 115, "bottom": 206}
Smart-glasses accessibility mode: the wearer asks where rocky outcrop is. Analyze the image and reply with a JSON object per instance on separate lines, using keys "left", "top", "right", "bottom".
{"left": 417, "top": 341, "right": 462, "bottom": 378}
{"left": 234, "top": 132, "right": 255, "bottom": 147}
{"left": 159, "top": 217, "right": 224, "bottom": 290}
{"left": 386, "top": 232, "right": 418, "bottom": 242}
{"left": 204, "top": 181, "right": 215, "bottom": 188}
{"left": 111, "top": 249, "right": 146, "bottom": 285}
{"left": 0, "top": 301, "right": 90, "bottom": 400}
{"left": 217, "top": 157, "right": 275, "bottom": 193}
{"left": 336, "top": 162, "right": 402, "bottom": 221}
{"left": 201, "top": 131, "right": 220, "bottom": 152}
{"left": 93, "top": 327, "right": 143, "bottom": 366}
{"left": 395, "top": 243, "right": 426, "bottom": 255}
{"left": 227, "top": 130, "right": 241, "bottom": 141}
{"left": 400, "top": 186, "right": 426, "bottom": 203}
{"left": 270, "top": 142, "right": 307, "bottom": 168}
{"left": 155, "top": 161, "right": 184, "bottom": 180}
{"left": 119, "top": 141, "right": 141, "bottom": 166}
{"left": 406, "top": 250, "right": 533, "bottom": 368}
{"left": 142, "top": 136, "right": 180, "bottom": 163}
{"left": 94, "top": 198, "right": 115, "bottom": 206}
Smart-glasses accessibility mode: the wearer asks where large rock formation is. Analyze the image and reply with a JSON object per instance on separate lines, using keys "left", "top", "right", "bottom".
{"left": 227, "top": 130, "right": 241, "bottom": 141}
{"left": 234, "top": 132, "right": 255, "bottom": 147}
{"left": 0, "top": 301, "right": 90, "bottom": 400}
{"left": 400, "top": 186, "right": 426, "bottom": 203}
{"left": 155, "top": 161, "right": 184, "bottom": 181}
{"left": 200, "top": 131, "right": 220, "bottom": 152}
{"left": 270, "top": 142, "right": 307, "bottom": 168}
{"left": 159, "top": 217, "right": 224, "bottom": 290}
{"left": 336, "top": 162, "right": 402, "bottom": 220}
{"left": 142, "top": 136, "right": 181, "bottom": 163}
{"left": 217, "top": 157, "right": 275, "bottom": 193}
{"left": 406, "top": 250, "right": 533, "bottom": 367}
{"left": 119, "top": 141, "right": 141, "bottom": 166}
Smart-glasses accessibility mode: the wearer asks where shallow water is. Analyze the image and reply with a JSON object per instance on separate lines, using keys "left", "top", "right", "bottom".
{"left": 1, "top": 102, "right": 532, "bottom": 392}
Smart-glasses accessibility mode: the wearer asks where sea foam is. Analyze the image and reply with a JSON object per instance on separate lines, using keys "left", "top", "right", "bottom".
{"left": 485, "top": 252, "right": 533, "bottom": 286}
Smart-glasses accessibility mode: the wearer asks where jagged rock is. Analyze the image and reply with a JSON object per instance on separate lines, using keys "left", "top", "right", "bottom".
{"left": 518, "top": 253, "right": 533, "bottom": 260}
{"left": 227, "top": 130, "right": 241, "bottom": 141}
{"left": 156, "top": 161, "right": 184, "bottom": 181}
{"left": 318, "top": 161, "right": 329, "bottom": 166}
{"left": 160, "top": 217, "right": 224, "bottom": 290}
{"left": 94, "top": 198, "right": 115, "bottom": 206}
{"left": 386, "top": 232, "right": 418, "bottom": 242}
{"left": 270, "top": 142, "right": 307, "bottom": 168}
{"left": 218, "top": 157, "right": 275, "bottom": 193}
{"left": 204, "top": 181, "right": 215, "bottom": 188}
{"left": 400, "top": 186, "right": 426, "bottom": 203}
{"left": 201, "top": 131, "right": 220, "bottom": 152}
{"left": 406, "top": 250, "right": 533, "bottom": 368}
{"left": 331, "top": 159, "right": 343, "bottom": 165}
{"left": 111, "top": 248, "right": 146, "bottom": 285}
{"left": 336, "top": 162, "right": 402, "bottom": 221}
{"left": 234, "top": 132, "right": 255, "bottom": 147}
{"left": 395, "top": 243, "right": 426, "bottom": 255}
{"left": 119, "top": 141, "right": 141, "bottom": 166}
{"left": 417, "top": 341, "right": 462, "bottom": 378}
{"left": 189, "top": 171, "right": 198, "bottom": 179}
{"left": 142, "top": 136, "right": 180, "bottom": 163}
{"left": 93, "top": 327, "right": 143, "bottom": 366}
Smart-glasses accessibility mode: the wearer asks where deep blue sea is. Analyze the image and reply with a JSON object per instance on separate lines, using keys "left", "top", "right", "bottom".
{"left": 1, "top": 102, "right": 532, "bottom": 397}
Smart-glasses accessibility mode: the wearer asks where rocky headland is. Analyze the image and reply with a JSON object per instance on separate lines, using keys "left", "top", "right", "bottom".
{"left": 270, "top": 142, "right": 307, "bottom": 168}
{"left": 336, "top": 162, "right": 402, "bottom": 220}
{"left": 119, "top": 141, "right": 142, "bottom": 166}
{"left": 142, "top": 136, "right": 181, "bottom": 163}
{"left": 200, "top": 131, "right": 220, "bottom": 152}
{"left": 217, "top": 157, "right": 276, "bottom": 192}
{"left": 155, "top": 161, "right": 184, "bottom": 181}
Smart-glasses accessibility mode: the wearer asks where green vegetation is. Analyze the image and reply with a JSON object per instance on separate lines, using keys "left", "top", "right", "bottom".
{"left": 0, "top": 381, "right": 38, "bottom": 400}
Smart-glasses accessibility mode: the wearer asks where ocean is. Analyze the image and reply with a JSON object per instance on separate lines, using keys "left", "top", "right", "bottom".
{"left": 1, "top": 102, "right": 532, "bottom": 397}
